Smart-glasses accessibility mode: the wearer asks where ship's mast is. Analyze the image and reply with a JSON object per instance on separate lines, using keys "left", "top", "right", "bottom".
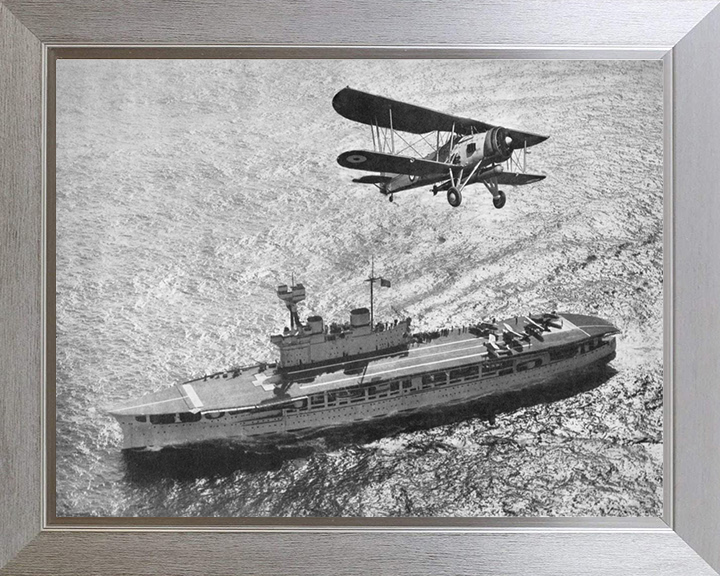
{"left": 366, "top": 257, "right": 377, "bottom": 328}
{"left": 277, "top": 277, "right": 306, "bottom": 331}
{"left": 290, "top": 272, "right": 295, "bottom": 328}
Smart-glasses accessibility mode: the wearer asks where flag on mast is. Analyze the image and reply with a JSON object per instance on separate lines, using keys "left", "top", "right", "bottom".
{"left": 366, "top": 257, "right": 392, "bottom": 328}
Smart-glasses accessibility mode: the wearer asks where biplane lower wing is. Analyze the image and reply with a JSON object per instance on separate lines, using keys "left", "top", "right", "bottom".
{"left": 337, "top": 150, "right": 460, "bottom": 177}
{"left": 492, "top": 172, "right": 546, "bottom": 185}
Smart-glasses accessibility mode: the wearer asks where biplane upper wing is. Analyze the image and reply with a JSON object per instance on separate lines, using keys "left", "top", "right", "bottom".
{"left": 333, "top": 87, "right": 494, "bottom": 135}
{"left": 333, "top": 87, "right": 550, "bottom": 147}
{"left": 338, "top": 149, "right": 462, "bottom": 176}
{"left": 493, "top": 172, "right": 547, "bottom": 185}
{"left": 504, "top": 129, "right": 549, "bottom": 148}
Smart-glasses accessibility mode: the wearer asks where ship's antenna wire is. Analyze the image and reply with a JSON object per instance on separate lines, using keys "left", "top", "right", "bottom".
{"left": 367, "top": 256, "right": 376, "bottom": 329}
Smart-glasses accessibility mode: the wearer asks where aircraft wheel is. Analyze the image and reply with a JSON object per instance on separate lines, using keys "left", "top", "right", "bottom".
{"left": 493, "top": 190, "right": 506, "bottom": 209}
{"left": 447, "top": 187, "right": 462, "bottom": 208}
{"left": 389, "top": 194, "right": 394, "bottom": 203}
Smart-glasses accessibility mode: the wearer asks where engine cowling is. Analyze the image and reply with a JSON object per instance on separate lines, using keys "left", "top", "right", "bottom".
{"left": 483, "top": 126, "right": 513, "bottom": 162}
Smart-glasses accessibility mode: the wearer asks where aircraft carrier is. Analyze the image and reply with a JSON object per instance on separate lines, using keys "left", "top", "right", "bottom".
{"left": 108, "top": 279, "right": 620, "bottom": 451}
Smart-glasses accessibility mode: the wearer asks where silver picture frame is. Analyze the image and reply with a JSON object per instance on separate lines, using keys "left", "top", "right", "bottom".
{"left": 1, "top": 1, "right": 719, "bottom": 574}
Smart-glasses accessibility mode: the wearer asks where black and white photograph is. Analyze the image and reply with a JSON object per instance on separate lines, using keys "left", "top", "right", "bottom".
{"left": 55, "top": 59, "right": 663, "bottom": 518}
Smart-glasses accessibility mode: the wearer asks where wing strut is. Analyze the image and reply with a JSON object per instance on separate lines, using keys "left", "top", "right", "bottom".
{"left": 506, "top": 140, "right": 533, "bottom": 174}
{"left": 459, "top": 160, "right": 484, "bottom": 192}
{"left": 389, "top": 107, "right": 395, "bottom": 154}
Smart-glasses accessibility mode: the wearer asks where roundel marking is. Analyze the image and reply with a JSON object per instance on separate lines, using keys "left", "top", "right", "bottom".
{"left": 346, "top": 154, "right": 367, "bottom": 164}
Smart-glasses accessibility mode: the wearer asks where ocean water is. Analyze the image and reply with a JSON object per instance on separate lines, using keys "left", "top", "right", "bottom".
{"left": 55, "top": 60, "right": 663, "bottom": 517}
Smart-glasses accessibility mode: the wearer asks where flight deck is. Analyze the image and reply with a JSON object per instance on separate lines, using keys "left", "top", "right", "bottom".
{"left": 108, "top": 313, "right": 616, "bottom": 418}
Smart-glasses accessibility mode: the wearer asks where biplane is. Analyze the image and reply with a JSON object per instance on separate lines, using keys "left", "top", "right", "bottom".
{"left": 333, "top": 87, "right": 549, "bottom": 208}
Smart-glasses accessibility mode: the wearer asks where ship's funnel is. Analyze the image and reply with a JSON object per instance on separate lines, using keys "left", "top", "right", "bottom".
{"left": 350, "top": 307, "right": 371, "bottom": 327}
{"left": 307, "top": 315, "right": 324, "bottom": 334}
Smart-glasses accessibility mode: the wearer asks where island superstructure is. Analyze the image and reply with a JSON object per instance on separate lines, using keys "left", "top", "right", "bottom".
{"left": 270, "top": 278, "right": 410, "bottom": 370}
{"left": 108, "top": 277, "right": 619, "bottom": 450}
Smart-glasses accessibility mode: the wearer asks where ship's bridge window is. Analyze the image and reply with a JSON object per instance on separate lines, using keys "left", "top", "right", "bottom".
{"left": 450, "top": 365, "right": 479, "bottom": 382}
{"left": 549, "top": 345, "right": 578, "bottom": 362}
{"left": 338, "top": 386, "right": 364, "bottom": 401}
{"left": 348, "top": 386, "right": 366, "bottom": 402}
{"left": 204, "top": 412, "right": 225, "bottom": 420}
{"left": 482, "top": 359, "right": 514, "bottom": 374}
{"left": 179, "top": 412, "right": 202, "bottom": 423}
{"left": 149, "top": 413, "right": 176, "bottom": 425}
{"left": 587, "top": 337, "right": 602, "bottom": 351}
{"left": 516, "top": 358, "right": 543, "bottom": 372}
{"left": 134, "top": 415, "right": 147, "bottom": 423}
{"left": 369, "top": 381, "right": 390, "bottom": 394}
{"left": 422, "top": 371, "right": 447, "bottom": 388}
{"left": 310, "top": 393, "right": 325, "bottom": 407}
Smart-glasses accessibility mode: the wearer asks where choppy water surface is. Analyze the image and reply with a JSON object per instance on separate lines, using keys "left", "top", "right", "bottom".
{"left": 56, "top": 60, "right": 663, "bottom": 517}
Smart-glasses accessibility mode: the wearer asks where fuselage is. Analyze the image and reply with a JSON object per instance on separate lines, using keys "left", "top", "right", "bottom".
{"left": 383, "top": 132, "right": 505, "bottom": 194}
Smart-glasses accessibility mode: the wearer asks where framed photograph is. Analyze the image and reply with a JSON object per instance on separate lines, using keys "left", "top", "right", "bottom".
{"left": 2, "top": 1, "right": 720, "bottom": 575}
{"left": 50, "top": 55, "right": 667, "bottom": 523}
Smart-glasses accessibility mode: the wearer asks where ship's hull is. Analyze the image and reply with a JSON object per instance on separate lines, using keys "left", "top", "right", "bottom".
{"left": 117, "top": 337, "right": 616, "bottom": 450}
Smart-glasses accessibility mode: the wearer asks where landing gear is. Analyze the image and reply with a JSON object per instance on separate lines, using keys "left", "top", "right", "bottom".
{"left": 493, "top": 190, "right": 506, "bottom": 209}
{"left": 483, "top": 177, "right": 506, "bottom": 209}
{"left": 447, "top": 187, "right": 462, "bottom": 208}
{"left": 389, "top": 193, "right": 394, "bottom": 203}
